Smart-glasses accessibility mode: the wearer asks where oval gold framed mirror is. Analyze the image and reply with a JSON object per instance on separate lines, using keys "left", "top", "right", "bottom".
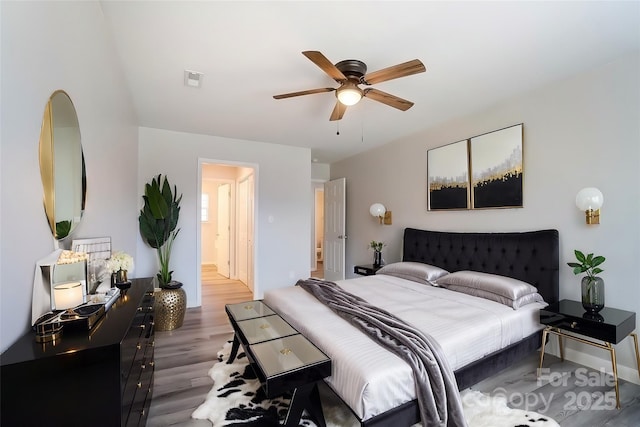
{"left": 39, "top": 90, "right": 86, "bottom": 240}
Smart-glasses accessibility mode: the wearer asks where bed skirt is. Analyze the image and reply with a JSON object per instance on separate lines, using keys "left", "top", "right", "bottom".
{"left": 360, "top": 331, "right": 543, "bottom": 427}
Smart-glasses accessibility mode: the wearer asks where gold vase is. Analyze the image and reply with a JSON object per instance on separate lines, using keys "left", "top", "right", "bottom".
{"left": 115, "top": 269, "right": 128, "bottom": 283}
{"left": 112, "top": 269, "right": 131, "bottom": 290}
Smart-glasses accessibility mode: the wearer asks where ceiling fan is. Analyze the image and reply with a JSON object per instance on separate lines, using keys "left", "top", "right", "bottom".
{"left": 273, "top": 51, "right": 426, "bottom": 121}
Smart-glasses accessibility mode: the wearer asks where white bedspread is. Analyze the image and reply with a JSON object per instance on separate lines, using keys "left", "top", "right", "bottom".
{"left": 262, "top": 274, "right": 545, "bottom": 421}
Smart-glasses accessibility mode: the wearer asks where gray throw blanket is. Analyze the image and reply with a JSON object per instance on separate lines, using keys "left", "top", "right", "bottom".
{"left": 297, "top": 278, "right": 467, "bottom": 427}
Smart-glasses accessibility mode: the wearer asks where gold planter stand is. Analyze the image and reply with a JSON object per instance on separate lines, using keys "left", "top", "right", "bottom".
{"left": 154, "top": 287, "right": 186, "bottom": 331}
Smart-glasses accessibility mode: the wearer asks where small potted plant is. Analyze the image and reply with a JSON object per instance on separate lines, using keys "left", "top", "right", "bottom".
{"left": 370, "top": 241, "right": 385, "bottom": 267}
{"left": 567, "top": 250, "right": 605, "bottom": 313}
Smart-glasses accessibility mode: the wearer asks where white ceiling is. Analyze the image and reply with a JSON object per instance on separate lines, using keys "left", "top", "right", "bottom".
{"left": 99, "top": 1, "right": 640, "bottom": 164}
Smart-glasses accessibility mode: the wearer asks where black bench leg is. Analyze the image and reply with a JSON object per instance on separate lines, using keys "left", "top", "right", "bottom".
{"left": 282, "top": 382, "right": 326, "bottom": 427}
{"left": 227, "top": 334, "right": 240, "bottom": 364}
{"left": 305, "top": 382, "right": 326, "bottom": 427}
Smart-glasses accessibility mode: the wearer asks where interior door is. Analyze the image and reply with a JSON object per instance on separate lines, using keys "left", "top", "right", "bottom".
{"left": 323, "top": 178, "right": 346, "bottom": 281}
{"left": 237, "top": 178, "right": 248, "bottom": 286}
{"left": 216, "top": 183, "right": 230, "bottom": 277}
{"left": 246, "top": 174, "right": 255, "bottom": 291}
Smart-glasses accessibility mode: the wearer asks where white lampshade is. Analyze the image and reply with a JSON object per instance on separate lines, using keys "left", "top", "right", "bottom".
{"left": 53, "top": 281, "right": 84, "bottom": 310}
{"left": 576, "top": 187, "right": 604, "bottom": 211}
{"left": 337, "top": 83, "right": 363, "bottom": 106}
{"left": 370, "top": 203, "right": 386, "bottom": 218}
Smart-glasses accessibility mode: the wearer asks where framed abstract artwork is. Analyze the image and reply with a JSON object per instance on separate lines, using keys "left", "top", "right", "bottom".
{"left": 470, "top": 124, "right": 523, "bottom": 209}
{"left": 427, "top": 139, "right": 470, "bottom": 210}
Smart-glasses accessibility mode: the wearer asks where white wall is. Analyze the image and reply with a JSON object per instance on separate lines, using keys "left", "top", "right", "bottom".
{"left": 311, "top": 162, "right": 330, "bottom": 181}
{"left": 0, "top": 1, "right": 139, "bottom": 352}
{"left": 137, "top": 127, "right": 311, "bottom": 307}
{"left": 332, "top": 53, "right": 640, "bottom": 381}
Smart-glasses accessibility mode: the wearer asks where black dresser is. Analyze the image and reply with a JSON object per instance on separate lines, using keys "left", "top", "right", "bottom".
{"left": 1, "top": 278, "right": 155, "bottom": 427}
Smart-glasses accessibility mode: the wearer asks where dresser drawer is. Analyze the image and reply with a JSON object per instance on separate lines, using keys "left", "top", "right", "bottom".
{"left": 122, "top": 310, "right": 154, "bottom": 374}
{"left": 122, "top": 363, "right": 140, "bottom": 424}
{"left": 121, "top": 326, "right": 144, "bottom": 381}
{"left": 121, "top": 287, "right": 155, "bottom": 426}
{"left": 122, "top": 341, "right": 154, "bottom": 420}
{"left": 127, "top": 352, "right": 154, "bottom": 427}
{"left": 141, "top": 291, "right": 155, "bottom": 308}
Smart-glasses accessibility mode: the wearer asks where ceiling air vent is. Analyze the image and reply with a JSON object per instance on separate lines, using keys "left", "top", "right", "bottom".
{"left": 184, "top": 70, "right": 204, "bottom": 88}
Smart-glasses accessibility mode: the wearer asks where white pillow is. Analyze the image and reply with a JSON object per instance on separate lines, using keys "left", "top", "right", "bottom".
{"left": 376, "top": 262, "right": 449, "bottom": 286}
{"left": 436, "top": 270, "right": 544, "bottom": 309}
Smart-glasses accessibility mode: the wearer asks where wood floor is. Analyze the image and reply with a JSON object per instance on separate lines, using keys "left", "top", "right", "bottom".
{"left": 311, "top": 261, "right": 324, "bottom": 279}
{"left": 147, "top": 268, "right": 640, "bottom": 426}
{"left": 147, "top": 268, "right": 251, "bottom": 427}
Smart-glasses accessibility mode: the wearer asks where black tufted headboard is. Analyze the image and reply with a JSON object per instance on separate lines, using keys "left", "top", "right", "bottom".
{"left": 402, "top": 228, "right": 559, "bottom": 304}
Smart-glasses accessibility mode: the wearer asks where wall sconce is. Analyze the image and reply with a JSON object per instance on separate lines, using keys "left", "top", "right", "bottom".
{"left": 370, "top": 203, "right": 392, "bottom": 225}
{"left": 575, "top": 187, "right": 603, "bottom": 225}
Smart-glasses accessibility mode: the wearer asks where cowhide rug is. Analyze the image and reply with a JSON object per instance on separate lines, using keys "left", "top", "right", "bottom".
{"left": 192, "top": 342, "right": 560, "bottom": 427}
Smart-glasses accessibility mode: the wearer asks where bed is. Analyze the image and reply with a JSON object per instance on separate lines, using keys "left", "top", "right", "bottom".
{"left": 263, "top": 228, "right": 559, "bottom": 426}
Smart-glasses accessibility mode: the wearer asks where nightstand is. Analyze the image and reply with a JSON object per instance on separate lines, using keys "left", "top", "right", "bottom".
{"left": 539, "top": 299, "right": 640, "bottom": 409}
{"left": 354, "top": 264, "right": 382, "bottom": 276}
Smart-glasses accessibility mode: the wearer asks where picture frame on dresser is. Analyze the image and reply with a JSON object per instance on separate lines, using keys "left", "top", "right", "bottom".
{"left": 71, "top": 236, "right": 112, "bottom": 293}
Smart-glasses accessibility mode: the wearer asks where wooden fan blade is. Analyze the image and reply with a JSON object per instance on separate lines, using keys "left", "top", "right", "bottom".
{"left": 364, "top": 88, "right": 414, "bottom": 111}
{"left": 330, "top": 101, "right": 347, "bottom": 121}
{"left": 363, "top": 59, "right": 426, "bottom": 85}
{"left": 302, "top": 51, "right": 347, "bottom": 82}
{"left": 273, "top": 87, "right": 335, "bottom": 99}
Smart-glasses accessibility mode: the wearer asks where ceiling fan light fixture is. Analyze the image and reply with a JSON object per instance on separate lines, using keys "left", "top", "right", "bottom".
{"left": 336, "top": 83, "right": 363, "bottom": 106}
